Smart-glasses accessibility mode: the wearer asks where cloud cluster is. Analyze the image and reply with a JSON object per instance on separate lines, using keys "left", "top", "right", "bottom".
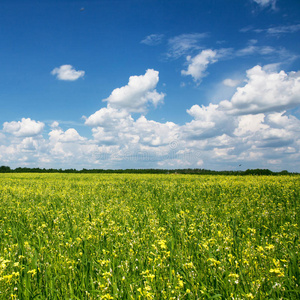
{"left": 85, "top": 70, "right": 172, "bottom": 151}
{"left": 220, "top": 66, "right": 300, "bottom": 114}
{"left": 178, "top": 39, "right": 294, "bottom": 86}
{"left": 51, "top": 65, "right": 85, "bottom": 81}
{"left": 142, "top": 32, "right": 296, "bottom": 91}
{"left": 1, "top": 65, "right": 300, "bottom": 171}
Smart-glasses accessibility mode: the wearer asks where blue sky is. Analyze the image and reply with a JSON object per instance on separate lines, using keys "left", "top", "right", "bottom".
{"left": 1, "top": 0, "right": 300, "bottom": 171}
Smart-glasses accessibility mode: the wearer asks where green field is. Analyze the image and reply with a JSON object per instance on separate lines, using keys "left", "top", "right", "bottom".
{"left": 0, "top": 174, "right": 299, "bottom": 299}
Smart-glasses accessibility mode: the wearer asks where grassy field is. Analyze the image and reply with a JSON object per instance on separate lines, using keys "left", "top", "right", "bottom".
{"left": 0, "top": 174, "right": 299, "bottom": 299}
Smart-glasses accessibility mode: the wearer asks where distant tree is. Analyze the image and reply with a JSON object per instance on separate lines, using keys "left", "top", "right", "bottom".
{"left": 4, "top": 166, "right": 298, "bottom": 175}
{"left": 0, "top": 166, "right": 11, "bottom": 173}
{"left": 244, "top": 169, "right": 273, "bottom": 175}
{"left": 279, "top": 170, "right": 289, "bottom": 175}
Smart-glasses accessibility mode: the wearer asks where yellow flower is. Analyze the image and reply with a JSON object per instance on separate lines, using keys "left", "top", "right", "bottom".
{"left": 207, "top": 257, "right": 221, "bottom": 266}
{"left": 270, "top": 268, "right": 284, "bottom": 277}
{"left": 27, "top": 269, "right": 37, "bottom": 277}
{"left": 265, "top": 244, "right": 275, "bottom": 250}
{"left": 246, "top": 293, "right": 254, "bottom": 299}
{"left": 102, "top": 294, "right": 114, "bottom": 299}
{"left": 229, "top": 273, "right": 239, "bottom": 279}
{"left": 158, "top": 240, "right": 167, "bottom": 250}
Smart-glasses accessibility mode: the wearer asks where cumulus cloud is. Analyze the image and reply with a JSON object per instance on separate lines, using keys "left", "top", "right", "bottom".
{"left": 3, "top": 118, "right": 44, "bottom": 137}
{"left": 51, "top": 65, "right": 85, "bottom": 81}
{"left": 234, "top": 114, "right": 269, "bottom": 136}
{"left": 19, "top": 137, "right": 39, "bottom": 151}
{"left": 84, "top": 69, "right": 168, "bottom": 154}
{"left": 49, "top": 128, "right": 86, "bottom": 143}
{"left": 50, "top": 121, "right": 60, "bottom": 128}
{"left": 135, "top": 116, "right": 179, "bottom": 147}
{"left": 85, "top": 106, "right": 131, "bottom": 127}
{"left": 220, "top": 66, "right": 300, "bottom": 115}
{"left": 1, "top": 106, "right": 300, "bottom": 171}
{"left": 233, "top": 113, "right": 295, "bottom": 150}
{"left": 181, "top": 49, "right": 217, "bottom": 83}
{"left": 87, "top": 107, "right": 179, "bottom": 149}
{"left": 141, "top": 34, "right": 164, "bottom": 46}
{"left": 1, "top": 64, "right": 300, "bottom": 171}
{"left": 103, "top": 69, "right": 165, "bottom": 113}
{"left": 267, "top": 111, "right": 300, "bottom": 129}
{"left": 183, "top": 104, "right": 235, "bottom": 140}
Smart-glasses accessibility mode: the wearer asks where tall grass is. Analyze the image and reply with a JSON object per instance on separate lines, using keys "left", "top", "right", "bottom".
{"left": 0, "top": 174, "right": 299, "bottom": 299}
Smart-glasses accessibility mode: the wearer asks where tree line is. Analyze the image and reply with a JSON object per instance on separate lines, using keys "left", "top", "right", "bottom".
{"left": 0, "top": 166, "right": 297, "bottom": 175}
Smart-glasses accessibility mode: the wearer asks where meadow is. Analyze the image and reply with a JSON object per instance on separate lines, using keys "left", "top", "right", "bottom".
{"left": 0, "top": 173, "right": 299, "bottom": 299}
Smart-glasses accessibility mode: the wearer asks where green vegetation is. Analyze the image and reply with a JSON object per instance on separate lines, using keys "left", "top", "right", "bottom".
{"left": 0, "top": 165, "right": 298, "bottom": 175}
{"left": 0, "top": 174, "right": 299, "bottom": 299}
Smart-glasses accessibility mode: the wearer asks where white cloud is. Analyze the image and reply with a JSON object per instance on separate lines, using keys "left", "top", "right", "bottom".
{"left": 240, "top": 25, "right": 254, "bottom": 33}
{"left": 141, "top": 34, "right": 164, "bottom": 46}
{"left": 87, "top": 108, "right": 179, "bottom": 149}
{"left": 135, "top": 116, "right": 179, "bottom": 147}
{"left": 3, "top": 118, "right": 44, "bottom": 137}
{"left": 1, "top": 105, "right": 300, "bottom": 171}
{"left": 223, "top": 78, "right": 242, "bottom": 87}
{"left": 1, "top": 64, "right": 300, "bottom": 172}
{"left": 236, "top": 45, "right": 276, "bottom": 56}
{"left": 181, "top": 49, "right": 217, "bottom": 83}
{"left": 183, "top": 104, "right": 235, "bottom": 139}
{"left": 167, "top": 33, "right": 207, "bottom": 59}
{"left": 50, "top": 121, "right": 60, "bottom": 128}
{"left": 19, "top": 137, "right": 39, "bottom": 151}
{"left": 266, "top": 24, "right": 300, "bottom": 35}
{"left": 267, "top": 111, "right": 300, "bottom": 129}
{"left": 103, "top": 69, "right": 165, "bottom": 113}
{"left": 220, "top": 66, "right": 300, "bottom": 115}
{"left": 245, "top": 24, "right": 300, "bottom": 36}
{"left": 49, "top": 128, "right": 86, "bottom": 143}
{"left": 213, "top": 147, "right": 236, "bottom": 160}
{"left": 253, "top": 0, "right": 276, "bottom": 9}
{"left": 216, "top": 40, "right": 295, "bottom": 62}
{"left": 85, "top": 106, "right": 131, "bottom": 127}
{"left": 234, "top": 114, "right": 269, "bottom": 136}
{"left": 51, "top": 65, "right": 85, "bottom": 81}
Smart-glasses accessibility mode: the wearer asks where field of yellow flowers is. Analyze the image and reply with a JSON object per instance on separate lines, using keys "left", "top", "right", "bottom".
{"left": 0, "top": 173, "right": 299, "bottom": 299}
